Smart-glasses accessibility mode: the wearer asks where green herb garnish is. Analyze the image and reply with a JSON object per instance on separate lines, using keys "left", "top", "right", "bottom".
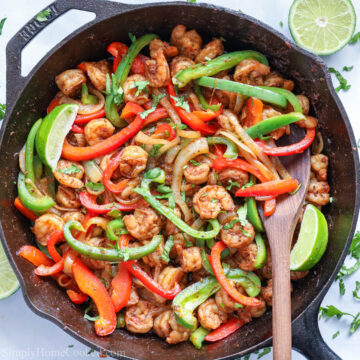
{"left": 160, "top": 235, "right": 174, "bottom": 263}
{"left": 140, "top": 94, "right": 165, "bottom": 119}
{"left": 0, "top": 18, "right": 7, "bottom": 35}
{"left": 329, "top": 67, "right": 351, "bottom": 92}
{"left": 36, "top": 9, "right": 51, "bottom": 22}
{"left": 171, "top": 95, "right": 190, "bottom": 112}
{"left": 86, "top": 182, "right": 105, "bottom": 192}
{"left": 129, "top": 80, "right": 149, "bottom": 96}
{"left": 58, "top": 165, "right": 81, "bottom": 175}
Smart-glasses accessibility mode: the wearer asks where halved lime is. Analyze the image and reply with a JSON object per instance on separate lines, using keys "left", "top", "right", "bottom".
{"left": 0, "top": 242, "right": 20, "bottom": 300}
{"left": 36, "top": 104, "right": 79, "bottom": 172}
{"left": 290, "top": 204, "right": 328, "bottom": 271}
{"left": 289, "top": 0, "right": 356, "bottom": 55}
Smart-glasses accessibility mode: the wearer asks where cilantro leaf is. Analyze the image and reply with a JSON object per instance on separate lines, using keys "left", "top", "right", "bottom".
{"left": 140, "top": 94, "right": 165, "bottom": 119}
{"left": 0, "top": 104, "right": 5, "bottom": 120}
{"left": 343, "top": 66, "right": 354, "bottom": 72}
{"left": 257, "top": 348, "right": 271, "bottom": 359}
{"left": 280, "top": 21, "right": 284, "bottom": 27}
{"left": 129, "top": 80, "right": 149, "bottom": 96}
{"left": 339, "top": 278, "right": 345, "bottom": 295}
{"left": 319, "top": 305, "right": 350, "bottom": 320}
{"left": 189, "top": 159, "right": 201, "bottom": 166}
{"left": 332, "top": 330, "right": 340, "bottom": 339}
{"left": 350, "top": 313, "right": 360, "bottom": 333}
{"left": 86, "top": 182, "right": 105, "bottom": 192}
{"left": 187, "top": 0, "right": 197, "bottom": 2}
{"left": 36, "top": 9, "right": 51, "bottom": 22}
{"left": 149, "top": 144, "right": 163, "bottom": 157}
{"left": 178, "top": 123, "right": 188, "bottom": 130}
{"left": 349, "top": 32, "right": 360, "bottom": 44}
{"left": 329, "top": 67, "right": 351, "bottom": 92}
{"left": 88, "top": 349, "right": 95, "bottom": 355}
{"left": 170, "top": 95, "right": 190, "bottom": 112}
{"left": 104, "top": 74, "right": 124, "bottom": 105}
{"left": 160, "top": 235, "right": 174, "bottom": 263}
{"left": 58, "top": 165, "right": 81, "bottom": 175}
{"left": 226, "top": 180, "right": 240, "bottom": 191}
{"left": 349, "top": 232, "right": 360, "bottom": 260}
{"left": 0, "top": 18, "right": 6, "bottom": 35}
{"left": 237, "top": 205, "right": 248, "bottom": 227}
{"left": 353, "top": 281, "right": 360, "bottom": 300}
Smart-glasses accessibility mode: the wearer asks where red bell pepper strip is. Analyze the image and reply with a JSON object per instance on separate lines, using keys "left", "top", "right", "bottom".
{"left": 110, "top": 263, "right": 132, "bottom": 312}
{"left": 35, "top": 257, "right": 64, "bottom": 276}
{"left": 154, "top": 123, "right": 176, "bottom": 141}
{"left": 18, "top": 245, "right": 53, "bottom": 267}
{"left": 212, "top": 157, "right": 269, "bottom": 183}
{"left": 204, "top": 317, "right": 246, "bottom": 342}
{"left": 210, "top": 241, "right": 261, "bottom": 306}
{"left": 264, "top": 198, "right": 276, "bottom": 217}
{"left": 142, "top": 108, "right": 169, "bottom": 126}
{"left": 66, "top": 289, "right": 88, "bottom": 304}
{"left": 119, "top": 235, "right": 181, "bottom": 300}
{"left": 235, "top": 179, "right": 299, "bottom": 197}
{"left": 72, "top": 258, "right": 117, "bottom": 336}
{"left": 255, "top": 128, "right": 316, "bottom": 156}
{"left": 62, "top": 113, "right": 145, "bottom": 161}
{"left": 168, "top": 83, "right": 218, "bottom": 135}
{"left": 79, "top": 191, "right": 147, "bottom": 214}
{"left": 47, "top": 231, "right": 64, "bottom": 262}
{"left": 120, "top": 102, "right": 144, "bottom": 120}
{"left": 102, "top": 151, "right": 130, "bottom": 194}
{"left": 71, "top": 124, "right": 84, "bottom": 134}
{"left": 74, "top": 109, "right": 106, "bottom": 124}
{"left": 242, "top": 98, "right": 263, "bottom": 128}
{"left": 192, "top": 109, "right": 219, "bottom": 122}
{"left": 14, "top": 197, "right": 37, "bottom": 221}
{"left": 47, "top": 97, "right": 61, "bottom": 114}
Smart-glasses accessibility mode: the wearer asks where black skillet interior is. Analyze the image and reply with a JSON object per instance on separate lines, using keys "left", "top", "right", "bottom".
{"left": 1, "top": 1, "right": 359, "bottom": 359}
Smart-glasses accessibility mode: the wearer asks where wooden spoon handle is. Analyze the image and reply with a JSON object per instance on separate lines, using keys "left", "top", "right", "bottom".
{"left": 272, "top": 250, "right": 292, "bottom": 360}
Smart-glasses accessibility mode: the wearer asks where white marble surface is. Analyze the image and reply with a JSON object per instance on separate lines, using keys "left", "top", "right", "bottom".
{"left": 0, "top": 0, "right": 359, "bottom": 359}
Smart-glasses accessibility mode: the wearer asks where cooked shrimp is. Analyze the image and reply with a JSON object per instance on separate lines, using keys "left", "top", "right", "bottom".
{"left": 198, "top": 298, "right": 228, "bottom": 330}
{"left": 236, "top": 242, "right": 258, "bottom": 271}
{"left": 123, "top": 207, "right": 164, "bottom": 241}
{"left": 145, "top": 51, "right": 171, "bottom": 88}
{"left": 234, "top": 59, "right": 270, "bottom": 85}
{"left": 154, "top": 310, "right": 191, "bottom": 344}
{"left": 164, "top": 205, "right": 182, "bottom": 236}
{"left": 150, "top": 39, "right": 178, "bottom": 59}
{"left": 261, "top": 279, "right": 273, "bottom": 306}
{"left": 290, "top": 270, "right": 309, "bottom": 281}
{"left": 244, "top": 296, "right": 266, "bottom": 318}
{"left": 61, "top": 211, "right": 85, "bottom": 224}
{"left": 170, "top": 56, "right": 195, "bottom": 77}
{"left": 158, "top": 266, "right": 184, "bottom": 291}
{"left": 32, "top": 214, "right": 65, "bottom": 246}
{"left": 118, "top": 145, "right": 148, "bottom": 178}
{"left": 311, "top": 154, "right": 328, "bottom": 181}
{"left": 54, "top": 160, "right": 84, "bottom": 189}
{"left": 127, "top": 286, "right": 140, "bottom": 306}
{"left": 262, "top": 105, "right": 287, "bottom": 140}
{"left": 79, "top": 60, "right": 111, "bottom": 91}
{"left": 125, "top": 300, "right": 156, "bottom": 333}
{"left": 296, "top": 95, "right": 310, "bottom": 115}
{"left": 218, "top": 168, "right": 249, "bottom": 193}
{"left": 84, "top": 118, "right": 115, "bottom": 146}
{"left": 170, "top": 25, "right": 202, "bottom": 59}
{"left": 296, "top": 115, "right": 318, "bottom": 129}
{"left": 142, "top": 236, "right": 166, "bottom": 268}
{"left": 184, "top": 155, "right": 211, "bottom": 185}
{"left": 195, "top": 38, "right": 224, "bottom": 63}
{"left": 306, "top": 178, "right": 330, "bottom": 206}
{"left": 55, "top": 69, "right": 86, "bottom": 97}
{"left": 179, "top": 247, "right": 202, "bottom": 272}
{"left": 116, "top": 178, "right": 142, "bottom": 202}
{"left": 215, "top": 286, "right": 241, "bottom": 313}
{"left": 56, "top": 185, "right": 81, "bottom": 208}
{"left": 221, "top": 216, "right": 255, "bottom": 249}
{"left": 264, "top": 71, "right": 294, "bottom": 91}
{"left": 193, "top": 185, "right": 234, "bottom": 219}
{"left": 123, "top": 74, "right": 151, "bottom": 105}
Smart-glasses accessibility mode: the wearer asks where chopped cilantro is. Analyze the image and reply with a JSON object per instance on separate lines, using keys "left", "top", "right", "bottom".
{"left": 36, "top": 9, "right": 51, "bottom": 22}
{"left": 238, "top": 9, "right": 243, "bottom": 13}
{"left": 161, "top": 235, "right": 174, "bottom": 263}
{"left": 210, "top": 198, "right": 219, "bottom": 203}
{"left": 88, "top": 349, "right": 95, "bottom": 355}
{"left": 128, "top": 32, "right": 136, "bottom": 43}
{"left": 226, "top": 180, "right": 240, "bottom": 191}
{"left": 220, "top": 36, "right": 226, "bottom": 42}
{"left": 181, "top": 190, "right": 186, "bottom": 202}
{"left": 58, "top": 165, "right": 81, "bottom": 175}
{"left": 68, "top": 345, "right": 74, "bottom": 348}
{"left": 187, "top": 0, "right": 196, "bottom": 2}
{"left": 339, "top": 278, "right": 345, "bottom": 295}
{"left": 129, "top": 80, "right": 149, "bottom": 96}
{"left": 257, "top": 348, "right": 271, "bottom": 359}
{"left": 104, "top": 74, "right": 124, "bottom": 105}
{"left": 178, "top": 123, "right": 188, "bottom": 130}
{"left": 86, "top": 182, "right": 105, "bottom": 192}
{"left": 189, "top": 159, "right": 201, "bottom": 166}
{"left": 280, "top": 21, "right": 284, "bottom": 27}
{"left": 337, "top": 232, "right": 360, "bottom": 281}
{"left": 170, "top": 95, "right": 190, "bottom": 112}
{"left": 349, "top": 32, "right": 360, "bottom": 44}
{"left": 0, "top": 104, "right": 5, "bottom": 120}
{"left": 319, "top": 305, "right": 360, "bottom": 334}
{"left": 149, "top": 144, "right": 163, "bottom": 157}
{"left": 343, "top": 65, "right": 354, "bottom": 72}
{"left": 329, "top": 67, "right": 351, "bottom": 92}
{"left": 353, "top": 281, "right": 360, "bottom": 300}
{"left": 84, "top": 304, "right": 100, "bottom": 322}
{"left": 140, "top": 94, "right": 165, "bottom": 119}
{"left": 0, "top": 18, "right": 6, "bottom": 35}
{"left": 234, "top": 302, "right": 243, "bottom": 309}
{"left": 332, "top": 330, "right": 340, "bottom": 339}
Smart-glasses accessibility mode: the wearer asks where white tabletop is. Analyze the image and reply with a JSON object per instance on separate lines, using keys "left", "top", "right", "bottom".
{"left": 0, "top": 0, "right": 359, "bottom": 359}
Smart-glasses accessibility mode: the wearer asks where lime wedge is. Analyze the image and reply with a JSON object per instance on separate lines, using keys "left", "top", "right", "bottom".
{"left": 0, "top": 242, "right": 20, "bottom": 300}
{"left": 36, "top": 104, "right": 79, "bottom": 172}
{"left": 290, "top": 204, "right": 328, "bottom": 271}
{"left": 289, "top": 0, "right": 356, "bottom": 55}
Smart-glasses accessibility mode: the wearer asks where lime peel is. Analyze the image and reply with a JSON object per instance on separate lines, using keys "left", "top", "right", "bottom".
{"left": 0, "top": 242, "right": 20, "bottom": 300}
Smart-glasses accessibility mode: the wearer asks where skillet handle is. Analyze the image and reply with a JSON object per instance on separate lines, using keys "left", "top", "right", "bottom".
{"left": 5, "top": 0, "right": 133, "bottom": 112}
{"left": 292, "top": 297, "right": 341, "bottom": 360}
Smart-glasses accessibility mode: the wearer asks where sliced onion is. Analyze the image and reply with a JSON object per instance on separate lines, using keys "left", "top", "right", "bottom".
{"left": 158, "top": 136, "right": 180, "bottom": 155}
{"left": 135, "top": 131, "right": 170, "bottom": 146}
{"left": 63, "top": 250, "right": 78, "bottom": 276}
{"left": 85, "top": 217, "right": 109, "bottom": 231}
{"left": 188, "top": 92, "right": 203, "bottom": 111}
{"left": 192, "top": 217, "right": 205, "bottom": 230}
{"left": 54, "top": 204, "right": 80, "bottom": 212}
{"left": 57, "top": 86, "right": 105, "bottom": 115}
{"left": 19, "top": 144, "right": 26, "bottom": 174}
{"left": 114, "top": 193, "right": 142, "bottom": 205}
{"left": 311, "top": 131, "right": 324, "bottom": 155}
{"left": 153, "top": 88, "right": 181, "bottom": 125}
{"left": 46, "top": 207, "right": 64, "bottom": 216}
{"left": 165, "top": 145, "right": 182, "bottom": 164}
{"left": 177, "top": 129, "right": 201, "bottom": 139}
{"left": 255, "top": 196, "right": 274, "bottom": 201}
{"left": 83, "top": 160, "right": 103, "bottom": 183}
{"left": 57, "top": 274, "right": 73, "bottom": 287}
{"left": 218, "top": 130, "right": 257, "bottom": 160}
{"left": 218, "top": 211, "right": 237, "bottom": 225}
{"left": 172, "top": 137, "right": 209, "bottom": 222}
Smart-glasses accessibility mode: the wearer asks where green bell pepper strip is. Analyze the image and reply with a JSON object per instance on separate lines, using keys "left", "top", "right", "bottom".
{"left": 207, "top": 137, "right": 238, "bottom": 159}
{"left": 196, "top": 76, "right": 287, "bottom": 108}
{"left": 259, "top": 86, "right": 303, "bottom": 113}
{"left": 174, "top": 269, "right": 261, "bottom": 330}
{"left": 246, "top": 197, "right": 264, "bottom": 232}
{"left": 174, "top": 51, "right": 269, "bottom": 88}
{"left": 17, "top": 172, "right": 55, "bottom": 212}
{"left": 81, "top": 84, "right": 98, "bottom": 105}
{"left": 193, "top": 82, "right": 221, "bottom": 112}
{"left": 201, "top": 249, "right": 214, "bottom": 275}
{"left": 105, "top": 34, "right": 158, "bottom": 127}
{"left": 253, "top": 233, "right": 267, "bottom": 269}
{"left": 190, "top": 326, "right": 210, "bottom": 349}
{"left": 64, "top": 220, "right": 161, "bottom": 262}
{"left": 25, "top": 119, "right": 42, "bottom": 183}
{"left": 134, "top": 168, "right": 221, "bottom": 240}
{"left": 106, "top": 218, "right": 128, "bottom": 242}
{"left": 246, "top": 112, "right": 305, "bottom": 139}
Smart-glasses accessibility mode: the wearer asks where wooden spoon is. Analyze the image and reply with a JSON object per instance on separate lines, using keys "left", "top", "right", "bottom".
{"left": 259, "top": 126, "right": 311, "bottom": 360}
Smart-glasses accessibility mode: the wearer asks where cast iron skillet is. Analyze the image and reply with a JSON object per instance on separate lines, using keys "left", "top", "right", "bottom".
{"left": 1, "top": 1, "right": 359, "bottom": 359}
